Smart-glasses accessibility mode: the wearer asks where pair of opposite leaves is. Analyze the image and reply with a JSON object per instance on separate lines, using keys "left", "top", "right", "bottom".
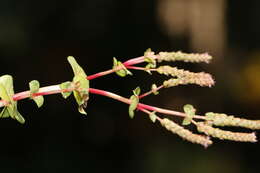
{"left": 0, "top": 56, "right": 89, "bottom": 124}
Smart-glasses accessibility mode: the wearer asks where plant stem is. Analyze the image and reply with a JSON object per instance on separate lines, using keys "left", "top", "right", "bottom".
{"left": 0, "top": 85, "right": 205, "bottom": 120}
{"left": 139, "top": 85, "right": 164, "bottom": 99}
{"left": 87, "top": 69, "right": 117, "bottom": 80}
{"left": 0, "top": 55, "right": 152, "bottom": 106}
{"left": 0, "top": 54, "right": 205, "bottom": 121}
{"left": 87, "top": 55, "right": 157, "bottom": 80}
{"left": 0, "top": 85, "right": 74, "bottom": 107}
{"left": 137, "top": 107, "right": 162, "bottom": 121}
{"left": 124, "top": 66, "right": 148, "bottom": 71}
{"left": 89, "top": 88, "right": 205, "bottom": 120}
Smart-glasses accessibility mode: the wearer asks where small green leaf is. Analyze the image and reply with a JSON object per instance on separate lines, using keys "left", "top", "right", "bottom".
{"left": 184, "top": 104, "right": 196, "bottom": 115}
{"left": 59, "top": 81, "right": 72, "bottom": 99}
{"left": 182, "top": 104, "right": 196, "bottom": 125}
{"left": 182, "top": 118, "right": 191, "bottom": 125}
{"left": 144, "top": 64, "right": 154, "bottom": 74}
{"left": 67, "top": 56, "right": 89, "bottom": 115}
{"left": 151, "top": 84, "right": 159, "bottom": 95}
{"left": 0, "top": 81, "right": 15, "bottom": 120}
{"left": 113, "top": 58, "right": 126, "bottom": 77}
{"left": 117, "top": 62, "right": 128, "bottom": 77}
{"left": 113, "top": 57, "right": 132, "bottom": 77}
{"left": 133, "top": 87, "right": 141, "bottom": 96}
{"left": 73, "top": 75, "right": 89, "bottom": 105}
{"left": 0, "top": 107, "right": 9, "bottom": 118}
{"left": 144, "top": 48, "right": 156, "bottom": 70}
{"left": 14, "top": 111, "right": 25, "bottom": 124}
{"left": 144, "top": 58, "right": 156, "bottom": 68}
{"left": 113, "top": 57, "right": 118, "bottom": 66}
{"left": 149, "top": 111, "right": 157, "bottom": 123}
{"left": 0, "top": 75, "right": 25, "bottom": 124}
{"left": 125, "top": 68, "right": 133, "bottom": 76}
{"left": 33, "top": 96, "right": 44, "bottom": 108}
{"left": 29, "top": 80, "right": 44, "bottom": 108}
{"left": 129, "top": 95, "right": 139, "bottom": 119}
{"left": 0, "top": 75, "right": 14, "bottom": 102}
{"left": 144, "top": 68, "right": 152, "bottom": 75}
{"left": 67, "top": 56, "right": 87, "bottom": 76}
{"left": 144, "top": 48, "right": 154, "bottom": 57}
{"left": 78, "top": 105, "right": 87, "bottom": 115}
{"left": 29, "top": 80, "right": 40, "bottom": 94}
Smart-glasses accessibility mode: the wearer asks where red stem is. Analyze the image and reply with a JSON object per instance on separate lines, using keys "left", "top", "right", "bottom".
{"left": 87, "top": 69, "right": 116, "bottom": 80}
{"left": 0, "top": 54, "right": 156, "bottom": 106}
{"left": 87, "top": 54, "right": 157, "bottom": 80}
{"left": 139, "top": 85, "right": 164, "bottom": 99}
{"left": 0, "top": 54, "right": 205, "bottom": 121}
{"left": 89, "top": 88, "right": 205, "bottom": 120}
{"left": 0, "top": 85, "right": 205, "bottom": 120}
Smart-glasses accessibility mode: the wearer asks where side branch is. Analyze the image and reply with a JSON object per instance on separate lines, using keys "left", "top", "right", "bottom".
{"left": 89, "top": 88, "right": 205, "bottom": 120}
{"left": 0, "top": 85, "right": 205, "bottom": 120}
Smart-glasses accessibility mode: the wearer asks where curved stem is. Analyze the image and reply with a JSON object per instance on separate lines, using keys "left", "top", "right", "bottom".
{"left": 0, "top": 54, "right": 158, "bottom": 106}
{"left": 0, "top": 53, "right": 204, "bottom": 121}
{"left": 89, "top": 88, "right": 205, "bottom": 120}
{"left": 87, "top": 55, "right": 157, "bottom": 80}
{"left": 0, "top": 85, "right": 205, "bottom": 120}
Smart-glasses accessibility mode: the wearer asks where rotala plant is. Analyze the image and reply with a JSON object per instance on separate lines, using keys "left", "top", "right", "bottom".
{"left": 0, "top": 49, "right": 259, "bottom": 148}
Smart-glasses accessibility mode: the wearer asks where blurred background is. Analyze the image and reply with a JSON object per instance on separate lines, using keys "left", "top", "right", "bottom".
{"left": 0, "top": 0, "right": 260, "bottom": 172}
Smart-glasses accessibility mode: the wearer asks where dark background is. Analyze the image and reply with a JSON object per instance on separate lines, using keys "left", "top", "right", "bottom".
{"left": 0, "top": 0, "right": 260, "bottom": 173}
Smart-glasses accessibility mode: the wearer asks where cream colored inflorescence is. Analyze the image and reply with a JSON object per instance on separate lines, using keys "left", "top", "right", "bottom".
{"left": 197, "top": 122, "right": 257, "bottom": 142}
{"left": 206, "top": 112, "right": 260, "bottom": 130}
{"left": 157, "top": 51, "right": 212, "bottom": 63}
{"left": 160, "top": 118, "right": 213, "bottom": 147}
{"left": 157, "top": 65, "right": 215, "bottom": 87}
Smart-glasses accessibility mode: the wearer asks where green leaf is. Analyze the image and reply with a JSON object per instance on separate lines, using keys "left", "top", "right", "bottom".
{"left": 182, "top": 118, "right": 191, "bottom": 126}
{"left": 128, "top": 95, "right": 139, "bottom": 119}
{"left": 144, "top": 58, "right": 156, "bottom": 68}
{"left": 113, "top": 57, "right": 118, "bottom": 66}
{"left": 0, "top": 107, "right": 9, "bottom": 118}
{"left": 183, "top": 104, "right": 196, "bottom": 115}
{"left": 182, "top": 104, "right": 196, "bottom": 125}
{"left": 133, "top": 87, "right": 141, "bottom": 96}
{"left": 144, "top": 48, "right": 153, "bottom": 57}
{"left": 67, "top": 56, "right": 87, "bottom": 76}
{"left": 151, "top": 84, "right": 159, "bottom": 95}
{"left": 149, "top": 111, "right": 157, "bottom": 123}
{"left": 33, "top": 96, "right": 44, "bottom": 108}
{"left": 29, "top": 80, "right": 44, "bottom": 108}
{"left": 14, "top": 111, "right": 25, "bottom": 124}
{"left": 144, "top": 48, "right": 156, "bottom": 70}
{"left": 0, "top": 75, "right": 14, "bottom": 101}
{"left": 0, "top": 75, "right": 25, "bottom": 124}
{"left": 113, "top": 58, "right": 125, "bottom": 77}
{"left": 29, "top": 80, "right": 40, "bottom": 94}
{"left": 113, "top": 57, "right": 132, "bottom": 77}
{"left": 67, "top": 56, "right": 89, "bottom": 115}
{"left": 78, "top": 105, "right": 87, "bottom": 115}
{"left": 59, "top": 81, "right": 72, "bottom": 99}
{"left": 0, "top": 82, "right": 14, "bottom": 120}
{"left": 73, "top": 75, "right": 89, "bottom": 104}
{"left": 128, "top": 87, "right": 141, "bottom": 118}
{"left": 144, "top": 64, "right": 154, "bottom": 74}
{"left": 144, "top": 67, "right": 152, "bottom": 75}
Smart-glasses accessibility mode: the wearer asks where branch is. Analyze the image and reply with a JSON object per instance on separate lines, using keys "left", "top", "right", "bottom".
{"left": 0, "top": 49, "right": 259, "bottom": 147}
